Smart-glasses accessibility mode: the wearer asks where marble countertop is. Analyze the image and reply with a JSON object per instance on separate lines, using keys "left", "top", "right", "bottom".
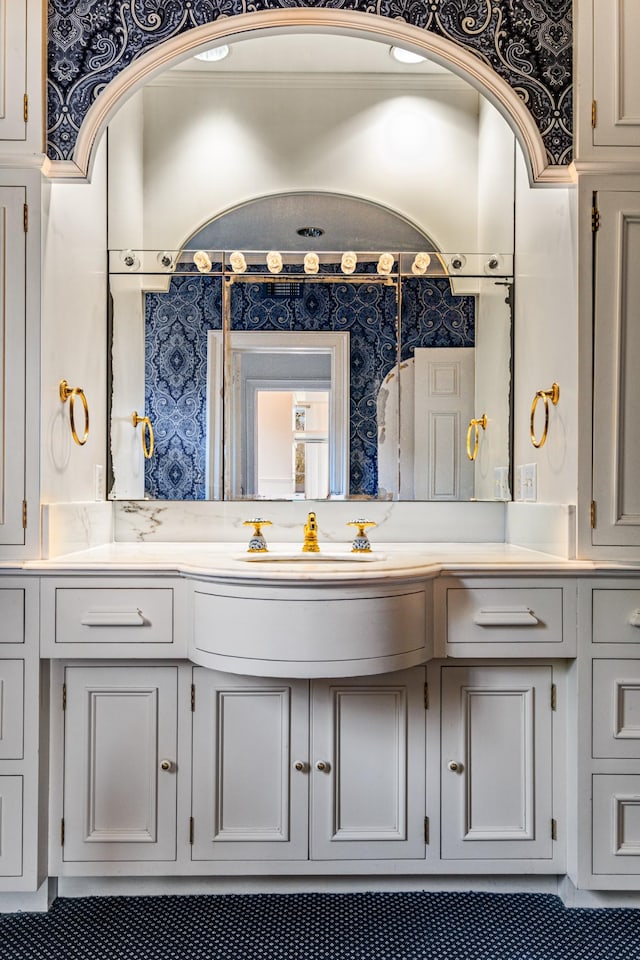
{"left": 16, "top": 541, "right": 623, "bottom": 582}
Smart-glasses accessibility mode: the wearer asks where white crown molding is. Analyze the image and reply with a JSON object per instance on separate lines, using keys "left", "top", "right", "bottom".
{"left": 147, "top": 70, "right": 475, "bottom": 93}
{"left": 43, "top": 8, "right": 569, "bottom": 186}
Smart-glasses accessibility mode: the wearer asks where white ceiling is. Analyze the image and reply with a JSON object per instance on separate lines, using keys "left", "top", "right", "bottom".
{"left": 171, "top": 32, "right": 450, "bottom": 75}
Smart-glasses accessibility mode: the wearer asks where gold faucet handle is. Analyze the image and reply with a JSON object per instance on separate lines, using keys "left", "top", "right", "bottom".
{"left": 302, "top": 511, "right": 320, "bottom": 553}
{"left": 347, "top": 519, "right": 377, "bottom": 553}
{"left": 243, "top": 518, "right": 272, "bottom": 553}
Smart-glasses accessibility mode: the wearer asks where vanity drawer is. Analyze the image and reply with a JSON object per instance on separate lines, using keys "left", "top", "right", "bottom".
{"left": 0, "top": 777, "right": 22, "bottom": 877}
{"left": 593, "top": 775, "right": 640, "bottom": 875}
{"left": 593, "top": 590, "right": 640, "bottom": 644}
{"left": 0, "top": 660, "right": 23, "bottom": 759}
{"left": 436, "top": 579, "right": 576, "bottom": 657}
{"left": 41, "top": 578, "right": 184, "bottom": 657}
{"left": 592, "top": 659, "right": 640, "bottom": 759}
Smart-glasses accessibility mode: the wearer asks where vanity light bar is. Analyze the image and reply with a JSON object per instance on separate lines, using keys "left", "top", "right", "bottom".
{"left": 108, "top": 250, "right": 514, "bottom": 278}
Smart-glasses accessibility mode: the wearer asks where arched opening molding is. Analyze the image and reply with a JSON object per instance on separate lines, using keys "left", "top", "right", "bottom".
{"left": 43, "top": 10, "right": 572, "bottom": 186}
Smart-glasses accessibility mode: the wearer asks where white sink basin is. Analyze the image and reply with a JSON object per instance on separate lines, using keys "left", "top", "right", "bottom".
{"left": 234, "top": 551, "right": 387, "bottom": 562}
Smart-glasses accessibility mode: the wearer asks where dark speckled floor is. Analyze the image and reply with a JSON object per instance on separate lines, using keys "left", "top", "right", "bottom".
{"left": 1, "top": 892, "right": 639, "bottom": 960}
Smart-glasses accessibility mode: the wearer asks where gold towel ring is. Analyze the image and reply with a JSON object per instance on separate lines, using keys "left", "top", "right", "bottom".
{"left": 466, "top": 414, "right": 487, "bottom": 461}
{"left": 59, "top": 380, "right": 89, "bottom": 446}
{"left": 132, "top": 412, "right": 155, "bottom": 460}
{"left": 530, "top": 383, "right": 560, "bottom": 449}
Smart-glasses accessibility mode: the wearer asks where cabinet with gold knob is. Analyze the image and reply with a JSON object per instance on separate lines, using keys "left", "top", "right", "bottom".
{"left": 54, "top": 664, "right": 178, "bottom": 865}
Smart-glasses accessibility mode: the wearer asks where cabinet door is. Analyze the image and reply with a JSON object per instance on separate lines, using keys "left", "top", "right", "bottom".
{"left": 593, "top": 0, "right": 640, "bottom": 148}
{"left": 0, "top": 186, "right": 26, "bottom": 545}
{"left": 191, "top": 670, "right": 309, "bottom": 861}
{"left": 441, "top": 665, "right": 553, "bottom": 860}
{"left": 62, "top": 665, "right": 178, "bottom": 862}
{"left": 0, "top": 1, "right": 26, "bottom": 141}
{"left": 0, "top": 777, "right": 22, "bottom": 876}
{"left": 592, "top": 191, "right": 640, "bottom": 548}
{"left": 310, "top": 669, "right": 426, "bottom": 860}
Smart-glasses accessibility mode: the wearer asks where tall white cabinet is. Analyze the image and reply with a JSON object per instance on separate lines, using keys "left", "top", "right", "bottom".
{"left": 576, "top": 1, "right": 640, "bottom": 559}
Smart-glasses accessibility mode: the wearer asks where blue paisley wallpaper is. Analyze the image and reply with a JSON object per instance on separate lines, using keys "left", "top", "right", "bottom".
{"left": 144, "top": 276, "right": 475, "bottom": 499}
{"left": 47, "top": 1, "right": 572, "bottom": 167}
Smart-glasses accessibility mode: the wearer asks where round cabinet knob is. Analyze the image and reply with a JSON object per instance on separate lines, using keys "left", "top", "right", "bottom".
{"left": 315, "top": 761, "right": 330, "bottom": 772}
{"left": 160, "top": 759, "right": 173, "bottom": 772}
{"left": 447, "top": 760, "right": 463, "bottom": 773}
{"left": 293, "top": 761, "right": 307, "bottom": 772}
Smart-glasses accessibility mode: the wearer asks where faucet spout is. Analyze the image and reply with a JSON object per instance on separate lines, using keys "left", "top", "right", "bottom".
{"left": 302, "top": 511, "right": 320, "bottom": 553}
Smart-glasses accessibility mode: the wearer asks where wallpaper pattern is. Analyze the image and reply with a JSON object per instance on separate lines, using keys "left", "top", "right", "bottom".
{"left": 144, "top": 276, "right": 475, "bottom": 499}
{"left": 48, "top": 1, "right": 572, "bottom": 166}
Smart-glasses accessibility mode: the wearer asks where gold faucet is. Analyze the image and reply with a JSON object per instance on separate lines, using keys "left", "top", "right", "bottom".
{"left": 302, "top": 511, "right": 320, "bottom": 553}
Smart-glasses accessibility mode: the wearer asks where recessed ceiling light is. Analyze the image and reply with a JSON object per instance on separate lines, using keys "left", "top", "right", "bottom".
{"left": 296, "top": 227, "right": 324, "bottom": 238}
{"left": 389, "top": 46, "right": 427, "bottom": 65}
{"left": 194, "top": 45, "right": 230, "bottom": 63}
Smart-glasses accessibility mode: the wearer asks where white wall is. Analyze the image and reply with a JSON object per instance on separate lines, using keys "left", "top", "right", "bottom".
{"left": 473, "top": 99, "right": 516, "bottom": 500}
{"left": 513, "top": 149, "right": 578, "bottom": 506}
{"left": 41, "top": 141, "right": 108, "bottom": 504}
{"left": 123, "top": 75, "right": 484, "bottom": 253}
{"left": 107, "top": 97, "right": 149, "bottom": 498}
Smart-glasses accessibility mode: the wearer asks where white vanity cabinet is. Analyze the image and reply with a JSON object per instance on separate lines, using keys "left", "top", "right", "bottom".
{"left": 191, "top": 668, "right": 427, "bottom": 864}
{"left": 576, "top": 581, "right": 640, "bottom": 889}
{"left": 0, "top": 579, "right": 44, "bottom": 892}
{"left": 438, "top": 664, "right": 557, "bottom": 864}
{"left": 56, "top": 664, "right": 179, "bottom": 865}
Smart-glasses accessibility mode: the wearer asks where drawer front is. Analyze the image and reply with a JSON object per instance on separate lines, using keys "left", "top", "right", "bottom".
{"left": 0, "top": 777, "right": 23, "bottom": 877}
{"left": 0, "top": 590, "right": 24, "bottom": 644}
{"left": 593, "top": 774, "right": 640, "bottom": 875}
{"left": 0, "top": 661, "right": 23, "bottom": 759}
{"left": 593, "top": 659, "right": 640, "bottom": 759}
{"left": 446, "top": 586, "right": 564, "bottom": 647}
{"left": 593, "top": 590, "right": 640, "bottom": 643}
{"left": 55, "top": 587, "right": 174, "bottom": 646}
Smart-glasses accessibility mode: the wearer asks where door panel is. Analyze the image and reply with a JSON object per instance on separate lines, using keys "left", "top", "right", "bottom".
{"left": 310, "top": 669, "right": 426, "bottom": 860}
{"left": 63, "top": 666, "right": 178, "bottom": 862}
{"left": 592, "top": 193, "right": 640, "bottom": 546}
{"left": 441, "top": 665, "right": 553, "bottom": 860}
{"left": 191, "top": 670, "right": 309, "bottom": 860}
{"left": 0, "top": 187, "right": 26, "bottom": 544}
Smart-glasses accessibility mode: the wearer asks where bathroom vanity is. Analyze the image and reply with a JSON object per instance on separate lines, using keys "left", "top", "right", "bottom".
{"left": 0, "top": 534, "right": 636, "bottom": 906}
{"left": 2, "top": 0, "right": 640, "bottom": 915}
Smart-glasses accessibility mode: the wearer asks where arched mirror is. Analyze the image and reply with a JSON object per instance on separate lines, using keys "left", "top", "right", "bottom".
{"left": 107, "top": 32, "right": 515, "bottom": 502}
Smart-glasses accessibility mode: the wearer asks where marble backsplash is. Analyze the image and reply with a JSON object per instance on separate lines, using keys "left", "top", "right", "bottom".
{"left": 112, "top": 499, "right": 505, "bottom": 546}
{"left": 41, "top": 500, "right": 577, "bottom": 559}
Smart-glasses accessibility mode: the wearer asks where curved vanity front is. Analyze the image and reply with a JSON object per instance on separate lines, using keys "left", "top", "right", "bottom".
{"left": 191, "top": 576, "right": 431, "bottom": 677}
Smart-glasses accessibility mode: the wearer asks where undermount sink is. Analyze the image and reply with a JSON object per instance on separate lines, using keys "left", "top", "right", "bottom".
{"left": 234, "top": 551, "right": 387, "bottom": 562}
